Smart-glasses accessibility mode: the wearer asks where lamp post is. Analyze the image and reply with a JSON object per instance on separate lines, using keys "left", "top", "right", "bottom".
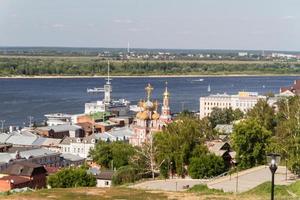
{"left": 267, "top": 153, "right": 281, "bottom": 200}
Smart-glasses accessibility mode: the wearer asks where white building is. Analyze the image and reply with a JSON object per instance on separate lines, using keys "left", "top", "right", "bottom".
{"left": 199, "top": 91, "right": 267, "bottom": 119}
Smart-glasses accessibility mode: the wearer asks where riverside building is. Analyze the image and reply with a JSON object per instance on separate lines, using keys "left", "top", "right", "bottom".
{"left": 199, "top": 91, "right": 266, "bottom": 119}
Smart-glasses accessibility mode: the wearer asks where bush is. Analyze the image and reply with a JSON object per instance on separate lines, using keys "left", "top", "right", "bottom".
{"left": 188, "top": 154, "right": 225, "bottom": 179}
{"left": 47, "top": 167, "right": 96, "bottom": 188}
{"left": 112, "top": 166, "right": 140, "bottom": 185}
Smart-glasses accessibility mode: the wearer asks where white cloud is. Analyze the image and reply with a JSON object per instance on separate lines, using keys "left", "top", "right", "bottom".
{"left": 282, "top": 15, "right": 295, "bottom": 20}
{"left": 113, "top": 19, "right": 133, "bottom": 24}
{"left": 52, "top": 23, "right": 65, "bottom": 28}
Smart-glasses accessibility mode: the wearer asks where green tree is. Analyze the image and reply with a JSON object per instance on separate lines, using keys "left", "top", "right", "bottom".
{"left": 188, "top": 154, "right": 225, "bottom": 179}
{"left": 90, "top": 141, "right": 135, "bottom": 169}
{"left": 247, "top": 99, "right": 276, "bottom": 132}
{"left": 154, "top": 117, "right": 210, "bottom": 176}
{"left": 274, "top": 96, "right": 300, "bottom": 175}
{"left": 231, "top": 118, "right": 272, "bottom": 169}
{"left": 47, "top": 168, "right": 96, "bottom": 188}
{"left": 209, "top": 108, "right": 243, "bottom": 128}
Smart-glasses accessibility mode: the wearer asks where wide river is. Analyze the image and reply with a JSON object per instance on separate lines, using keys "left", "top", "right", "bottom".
{"left": 0, "top": 76, "right": 299, "bottom": 127}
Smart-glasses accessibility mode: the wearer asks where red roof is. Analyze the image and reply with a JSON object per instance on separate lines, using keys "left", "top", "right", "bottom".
{"left": 280, "top": 80, "right": 300, "bottom": 94}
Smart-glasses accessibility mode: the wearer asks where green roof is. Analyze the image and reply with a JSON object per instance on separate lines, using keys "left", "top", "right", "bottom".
{"left": 89, "top": 112, "right": 111, "bottom": 120}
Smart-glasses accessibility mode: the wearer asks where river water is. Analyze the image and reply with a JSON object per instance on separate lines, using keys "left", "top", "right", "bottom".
{"left": 0, "top": 76, "right": 298, "bottom": 126}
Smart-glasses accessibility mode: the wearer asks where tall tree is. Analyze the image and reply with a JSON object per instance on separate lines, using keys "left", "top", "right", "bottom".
{"left": 231, "top": 118, "right": 272, "bottom": 169}
{"left": 247, "top": 99, "right": 276, "bottom": 132}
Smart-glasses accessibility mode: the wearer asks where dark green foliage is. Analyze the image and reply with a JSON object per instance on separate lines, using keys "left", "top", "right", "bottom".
{"left": 247, "top": 99, "right": 276, "bottom": 132}
{"left": 188, "top": 154, "right": 226, "bottom": 179}
{"left": 154, "top": 117, "right": 214, "bottom": 176}
{"left": 112, "top": 166, "right": 139, "bottom": 185}
{"left": 159, "top": 161, "right": 169, "bottom": 179}
{"left": 209, "top": 108, "right": 243, "bottom": 128}
{"left": 231, "top": 119, "right": 272, "bottom": 169}
{"left": 89, "top": 141, "right": 135, "bottom": 169}
{"left": 0, "top": 57, "right": 299, "bottom": 76}
{"left": 47, "top": 168, "right": 96, "bottom": 188}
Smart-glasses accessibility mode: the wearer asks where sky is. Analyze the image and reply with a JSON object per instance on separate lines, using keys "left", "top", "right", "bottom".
{"left": 0, "top": 0, "right": 300, "bottom": 51}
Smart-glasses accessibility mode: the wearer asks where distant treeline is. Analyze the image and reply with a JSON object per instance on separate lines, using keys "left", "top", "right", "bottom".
{"left": 0, "top": 56, "right": 300, "bottom": 76}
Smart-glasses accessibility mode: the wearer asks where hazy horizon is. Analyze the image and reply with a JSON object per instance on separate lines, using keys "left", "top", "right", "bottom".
{"left": 1, "top": 0, "right": 300, "bottom": 51}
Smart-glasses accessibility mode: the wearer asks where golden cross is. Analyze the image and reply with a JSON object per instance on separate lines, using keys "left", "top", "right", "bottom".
{"left": 145, "top": 83, "right": 153, "bottom": 100}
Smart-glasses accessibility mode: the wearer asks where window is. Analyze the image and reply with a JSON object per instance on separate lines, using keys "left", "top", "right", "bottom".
{"left": 105, "top": 181, "right": 109, "bottom": 186}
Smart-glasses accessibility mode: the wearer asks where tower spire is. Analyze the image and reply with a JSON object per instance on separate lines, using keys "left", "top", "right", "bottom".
{"left": 145, "top": 83, "right": 153, "bottom": 101}
{"left": 160, "top": 81, "right": 171, "bottom": 122}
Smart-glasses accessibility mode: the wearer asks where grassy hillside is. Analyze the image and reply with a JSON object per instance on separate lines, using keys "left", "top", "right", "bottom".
{"left": 3, "top": 183, "right": 300, "bottom": 200}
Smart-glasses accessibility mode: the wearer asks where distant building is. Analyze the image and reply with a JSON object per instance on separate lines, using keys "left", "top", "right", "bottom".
{"left": 280, "top": 80, "right": 300, "bottom": 95}
{"left": 0, "top": 162, "right": 47, "bottom": 192}
{"left": 199, "top": 91, "right": 266, "bottom": 119}
{"left": 35, "top": 124, "right": 84, "bottom": 138}
{"left": 238, "top": 52, "right": 248, "bottom": 57}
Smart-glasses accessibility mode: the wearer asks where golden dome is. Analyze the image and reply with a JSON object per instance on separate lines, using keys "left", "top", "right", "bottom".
{"left": 143, "top": 100, "right": 154, "bottom": 110}
{"left": 152, "top": 112, "right": 160, "bottom": 120}
{"left": 140, "top": 111, "right": 149, "bottom": 120}
{"left": 136, "top": 111, "right": 142, "bottom": 118}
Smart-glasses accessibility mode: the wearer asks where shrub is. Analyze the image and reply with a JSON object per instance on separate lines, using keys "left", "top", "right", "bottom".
{"left": 47, "top": 167, "right": 96, "bottom": 188}
{"left": 112, "top": 166, "right": 139, "bottom": 185}
{"left": 188, "top": 154, "right": 225, "bottom": 179}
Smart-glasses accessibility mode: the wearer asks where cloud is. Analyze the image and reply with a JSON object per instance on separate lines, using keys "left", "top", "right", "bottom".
{"left": 282, "top": 15, "right": 295, "bottom": 20}
{"left": 127, "top": 27, "right": 150, "bottom": 32}
{"left": 113, "top": 19, "right": 133, "bottom": 24}
{"left": 52, "top": 23, "right": 65, "bottom": 28}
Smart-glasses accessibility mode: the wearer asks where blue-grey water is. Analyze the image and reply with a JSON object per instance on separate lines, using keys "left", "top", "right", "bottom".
{"left": 0, "top": 76, "right": 298, "bottom": 127}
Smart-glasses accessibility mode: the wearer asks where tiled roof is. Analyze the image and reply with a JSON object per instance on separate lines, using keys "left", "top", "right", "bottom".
{"left": 4, "top": 161, "right": 46, "bottom": 177}
{"left": 61, "top": 153, "right": 85, "bottom": 162}
{"left": 19, "top": 148, "right": 59, "bottom": 159}
{"left": 96, "top": 171, "right": 114, "bottom": 180}
{"left": 6, "top": 135, "right": 38, "bottom": 146}
{"left": 38, "top": 124, "right": 82, "bottom": 132}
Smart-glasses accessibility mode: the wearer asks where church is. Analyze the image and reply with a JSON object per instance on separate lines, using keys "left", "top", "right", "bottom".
{"left": 129, "top": 83, "right": 172, "bottom": 146}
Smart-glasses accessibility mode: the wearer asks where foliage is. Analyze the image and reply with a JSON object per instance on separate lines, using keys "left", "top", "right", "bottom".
{"left": 47, "top": 167, "right": 96, "bottom": 188}
{"left": 246, "top": 99, "right": 276, "bottom": 132}
{"left": 89, "top": 141, "right": 135, "bottom": 169}
{"left": 274, "top": 96, "right": 300, "bottom": 175}
{"left": 188, "top": 154, "right": 226, "bottom": 179}
{"left": 154, "top": 117, "right": 212, "bottom": 176}
{"left": 1, "top": 56, "right": 300, "bottom": 76}
{"left": 231, "top": 118, "right": 272, "bottom": 169}
{"left": 112, "top": 166, "right": 139, "bottom": 185}
{"left": 209, "top": 108, "right": 243, "bottom": 128}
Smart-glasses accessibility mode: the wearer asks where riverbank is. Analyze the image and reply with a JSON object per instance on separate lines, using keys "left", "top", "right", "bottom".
{"left": 1, "top": 73, "right": 300, "bottom": 79}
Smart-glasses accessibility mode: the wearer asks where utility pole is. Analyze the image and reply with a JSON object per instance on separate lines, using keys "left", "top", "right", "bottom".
{"left": 0, "top": 120, "right": 5, "bottom": 133}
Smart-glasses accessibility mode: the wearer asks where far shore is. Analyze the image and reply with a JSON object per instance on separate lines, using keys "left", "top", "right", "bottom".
{"left": 1, "top": 74, "right": 300, "bottom": 79}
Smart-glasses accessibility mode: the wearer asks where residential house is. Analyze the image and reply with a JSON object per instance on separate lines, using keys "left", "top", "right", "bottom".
{"left": 0, "top": 162, "right": 47, "bottom": 192}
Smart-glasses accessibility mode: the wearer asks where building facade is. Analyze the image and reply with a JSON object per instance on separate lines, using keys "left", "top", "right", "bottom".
{"left": 199, "top": 91, "right": 266, "bottom": 119}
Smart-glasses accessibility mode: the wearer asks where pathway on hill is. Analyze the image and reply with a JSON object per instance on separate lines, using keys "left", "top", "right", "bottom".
{"left": 130, "top": 178, "right": 208, "bottom": 191}
{"left": 207, "top": 165, "right": 295, "bottom": 193}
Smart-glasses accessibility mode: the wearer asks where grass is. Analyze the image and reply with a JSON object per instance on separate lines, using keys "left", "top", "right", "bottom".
{"left": 241, "top": 181, "right": 300, "bottom": 199}
{"left": 3, "top": 181, "right": 300, "bottom": 200}
{"left": 188, "top": 184, "right": 225, "bottom": 195}
{"left": 0, "top": 187, "right": 168, "bottom": 200}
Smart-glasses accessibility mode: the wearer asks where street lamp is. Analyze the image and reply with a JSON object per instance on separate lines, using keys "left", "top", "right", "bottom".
{"left": 267, "top": 153, "right": 281, "bottom": 200}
